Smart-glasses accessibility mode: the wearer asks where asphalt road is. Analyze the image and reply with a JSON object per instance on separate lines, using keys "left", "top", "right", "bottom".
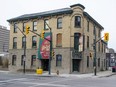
{"left": 0, "top": 71, "right": 116, "bottom": 87}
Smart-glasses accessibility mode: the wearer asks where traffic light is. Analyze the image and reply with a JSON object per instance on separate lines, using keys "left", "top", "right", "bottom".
{"left": 52, "top": 51, "right": 55, "bottom": 57}
{"left": 25, "top": 25, "right": 30, "bottom": 35}
{"left": 90, "top": 52, "right": 92, "bottom": 58}
{"left": 41, "top": 30, "right": 45, "bottom": 39}
{"left": 104, "top": 33, "right": 109, "bottom": 42}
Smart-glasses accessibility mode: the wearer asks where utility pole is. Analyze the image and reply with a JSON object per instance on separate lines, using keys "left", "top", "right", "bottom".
{"left": 45, "top": 22, "right": 52, "bottom": 75}
{"left": 93, "top": 26, "right": 97, "bottom": 76}
{"left": 23, "top": 35, "right": 26, "bottom": 74}
{"left": 49, "top": 28, "right": 52, "bottom": 75}
{"left": 29, "top": 22, "right": 52, "bottom": 75}
{"left": 15, "top": 25, "right": 28, "bottom": 74}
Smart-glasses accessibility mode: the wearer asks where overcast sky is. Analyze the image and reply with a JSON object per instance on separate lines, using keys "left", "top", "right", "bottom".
{"left": 0, "top": 0, "right": 116, "bottom": 51}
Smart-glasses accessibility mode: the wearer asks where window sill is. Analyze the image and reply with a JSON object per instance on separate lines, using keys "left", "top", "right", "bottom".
{"left": 33, "top": 30, "right": 37, "bottom": 32}
{"left": 57, "top": 27, "right": 62, "bottom": 29}
{"left": 75, "top": 26, "right": 81, "bottom": 28}
{"left": 56, "top": 45, "right": 62, "bottom": 47}
{"left": 32, "top": 46, "right": 37, "bottom": 48}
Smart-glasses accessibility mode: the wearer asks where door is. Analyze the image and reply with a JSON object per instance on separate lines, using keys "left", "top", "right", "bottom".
{"left": 72, "top": 59, "right": 80, "bottom": 72}
{"left": 41, "top": 59, "right": 49, "bottom": 71}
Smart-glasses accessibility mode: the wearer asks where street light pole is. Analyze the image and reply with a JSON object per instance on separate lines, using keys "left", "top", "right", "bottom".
{"left": 23, "top": 35, "right": 26, "bottom": 74}
{"left": 49, "top": 28, "right": 52, "bottom": 75}
{"left": 93, "top": 26, "right": 97, "bottom": 76}
{"left": 15, "top": 25, "right": 26, "bottom": 74}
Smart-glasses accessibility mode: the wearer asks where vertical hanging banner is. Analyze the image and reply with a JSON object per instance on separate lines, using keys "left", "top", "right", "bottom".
{"left": 38, "top": 32, "right": 51, "bottom": 59}
{"left": 79, "top": 35, "right": 83, "bottom": 52}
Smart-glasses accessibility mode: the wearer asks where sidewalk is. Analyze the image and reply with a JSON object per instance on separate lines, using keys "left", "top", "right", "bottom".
{"left": 0, "top": 70, "right": 115, "bottom": 78}
{"left": 59, "top": 70, "right": 116, "bottom": 78}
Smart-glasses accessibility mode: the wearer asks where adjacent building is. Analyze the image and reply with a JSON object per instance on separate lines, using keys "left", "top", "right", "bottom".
{"left": 0, "top": 25, "right": 9, "bottom": 68}
{"left": 106, "top": 48, "right": 116, "bottom": 68}
{"left": 7, "top": 4, "right": 107, "bottom": 74}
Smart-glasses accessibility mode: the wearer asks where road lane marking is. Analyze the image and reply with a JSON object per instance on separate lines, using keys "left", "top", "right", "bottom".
{"left": 27, "top": 78, "right": 76, "bottom": 87}
{"left": 0, "top": 78, "right": 27, "bottom": 86}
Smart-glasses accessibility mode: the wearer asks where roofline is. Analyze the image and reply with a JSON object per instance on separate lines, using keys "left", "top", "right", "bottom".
{"left": 7, "top": 8, "right": 73, "bottom": 22}
{"left": 83, "top": 12, "right": 104, "bottom": 30}
{"left": 70, "top": 3, "right": 85, "bottom": 9}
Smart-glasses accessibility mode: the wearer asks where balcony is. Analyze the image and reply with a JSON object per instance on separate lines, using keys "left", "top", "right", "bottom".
{"left": 72, "top": 50, "right": 82, "bottom": 59}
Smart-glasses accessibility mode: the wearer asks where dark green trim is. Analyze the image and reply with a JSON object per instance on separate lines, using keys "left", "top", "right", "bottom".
{"left": 70, "top": 3, "right": 85, "bottom": 9}
{"left": 7, "top": 8, "right": 73, "bottom": 22}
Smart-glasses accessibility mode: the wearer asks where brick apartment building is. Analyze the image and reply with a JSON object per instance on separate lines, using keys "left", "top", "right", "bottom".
{"left": 7, "top": 4, "right": 107, "bottom": 74}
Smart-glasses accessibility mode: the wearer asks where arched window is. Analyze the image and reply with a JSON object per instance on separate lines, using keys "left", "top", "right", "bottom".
{"left": 56, "top": 33, "right": 62, "bottom": 47}
{"left": 22, "top": 36, "right": 26, "bottom": 48}
{"left": 13, "top": 37, "right": 17, "bottom": 49}
{"left": 32, "top": 36, "right": 37, "bottom": 48}
{"left": 56, "top": 54, "right": 62, "bottom": 67}
{"left": 31, "top": 55, "right": 36, "bottom": 66}
{"left": 75, "top": 16, "right": 81, "bottom": 28}
{"left": 57, "top": 17, "right": 62, "bottom": 29}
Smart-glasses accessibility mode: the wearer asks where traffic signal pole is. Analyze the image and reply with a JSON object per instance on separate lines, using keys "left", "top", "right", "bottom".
{"left": 29, "top": 22, "right": 52, "bottom": 75}
{"left": 23, "top": 35, "right": 26, "bottom": 74}
{"left": 92, "top": 31, "right": 109, "bottom": 76}
{"left": 94, "top": 28, "right": 97, "bottom": 76}
{"left": 15, "top": 25, "right": 26, "bottom": 74}
{"left": 49, "top": 28, "right": 52, "bottom": 75}
{"left": 44, "top": 22, "right": 52, "bottom": 75}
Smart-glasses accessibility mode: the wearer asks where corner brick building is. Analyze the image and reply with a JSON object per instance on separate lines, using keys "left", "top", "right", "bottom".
{"left": 7, "top": 4, "right": 107, "bottom": 74}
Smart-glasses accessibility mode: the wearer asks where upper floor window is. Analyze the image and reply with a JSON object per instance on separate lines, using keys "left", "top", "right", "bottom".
{"left": 98, "top": 29, "right": 100, "bottom": 38}
{"left": 22, "top": 36, "right": 26, "bottom": 48}
{"left": 57, "top": 17, "right": 62, "bottom": 29}
{"left": 104, "top": 45, "right": 106, "bottom": 53}
{"left": 44, "top": 19, "right": 49, "bottom": 30}
{"left": 56, "top": 33, "right": 62, "bottom": 47}
{"left": 23, "top": 22, "right": 26, "bottom": 32}
{"left": 101, "top": 43, "right": 103, "bottom": 53}
{"left": 74, "top": 33, "right": 80, "bottom": 50}
{"left": 56, "top": 54, "right": 62, "bottom": 67}
{"left": 75, "top": 16, "right": 81, "bottom": 28}
{"left": 93, "top": 25, "right": 96, "bottom": 35}
{"left": 87, "top": 20, "right": 89, "bottom": 32}
{"left": 31, "top": 55, "right": 36, "bottom": 66}
{"left": 98, "top": 42, "right": 100, "bottom": 52}
{"left": 87, "top": 36, "right": 89, "bottom": 48}
{"left": 12, "top": 55, "right": 16, "bottom": 65}
{"left": 32, "top": 36, "right": 37, "bottom": 48}
{"left": 33, "top": 21, "right": 37, "bottom": 31}
{"left": 13, "top": 37, "right": 17, "bottom": 49}
{"left": 14, "top": 23, "right": 17, "bottom": 33}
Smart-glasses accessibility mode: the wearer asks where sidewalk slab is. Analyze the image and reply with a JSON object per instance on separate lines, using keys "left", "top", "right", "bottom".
{"left": 0, "top": 70, "right": 115, "bottom": 78}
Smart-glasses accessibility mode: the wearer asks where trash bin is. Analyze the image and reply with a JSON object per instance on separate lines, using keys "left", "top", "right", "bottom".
{"left": 112, "top": 66, "right": 116, "bottom": 72}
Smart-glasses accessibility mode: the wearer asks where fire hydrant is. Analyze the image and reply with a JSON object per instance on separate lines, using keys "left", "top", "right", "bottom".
{"left": 56, "top": 70, "right": 59, "bottom": 75}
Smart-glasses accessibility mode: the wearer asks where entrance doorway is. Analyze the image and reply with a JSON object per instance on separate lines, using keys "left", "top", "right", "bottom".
{"left": 72, "top": 59, "right": 81, "bottom": 72}
{"left": 41, "top": 59, "right": 49, "bottom": 71}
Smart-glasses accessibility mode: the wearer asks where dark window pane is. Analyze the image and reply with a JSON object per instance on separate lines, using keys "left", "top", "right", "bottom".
{"left": 57, "top": 17, "right": 62, "bottom": 29}
{"left": 56, "top": 54, "right": 62, "bottom": 67}
{"left": 75, "top": 16, "right": 81, "bottom": 27}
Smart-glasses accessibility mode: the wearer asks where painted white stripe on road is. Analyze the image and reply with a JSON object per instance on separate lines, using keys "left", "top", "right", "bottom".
{"left": 0, "top": 78, "right": 27, "bottom": 85}
{"left": 28, "top": 78, "right": 76, "bottom": 87}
